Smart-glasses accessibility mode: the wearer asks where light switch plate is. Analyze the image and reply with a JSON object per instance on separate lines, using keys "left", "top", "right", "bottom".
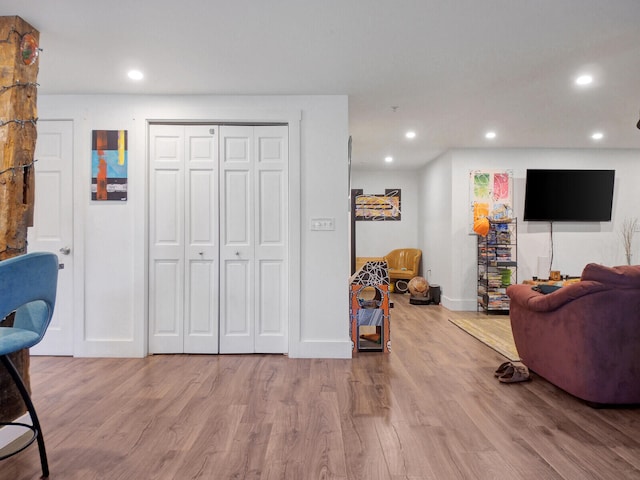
{"left": 310, "top": 217, "right": 335, "bottom": 231}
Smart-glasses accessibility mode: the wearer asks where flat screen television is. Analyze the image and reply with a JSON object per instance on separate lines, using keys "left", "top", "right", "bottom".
{"left": 523, "top": 169, "right": 615, "bottom": 222}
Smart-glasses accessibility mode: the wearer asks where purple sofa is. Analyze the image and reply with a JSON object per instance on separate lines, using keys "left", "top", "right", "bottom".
{"left": 507, "top": 263, "right": 640, "bottom": 405}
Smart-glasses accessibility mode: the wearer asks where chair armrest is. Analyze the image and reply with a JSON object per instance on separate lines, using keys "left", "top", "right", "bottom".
{"left": 410, "top": 253, "right": 421, "bottom": 274}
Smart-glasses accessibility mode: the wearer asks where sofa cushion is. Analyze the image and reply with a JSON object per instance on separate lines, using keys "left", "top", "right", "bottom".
{"left": 581, "top": 263, "right": 640, "bottom": 288}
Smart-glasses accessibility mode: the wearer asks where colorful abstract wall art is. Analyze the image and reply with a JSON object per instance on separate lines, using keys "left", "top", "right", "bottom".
{"left": 353, "top": 189, "right": 401, "bottom": 221}
{"left": 91, "top": 130, "right": 128, "bottom": 201}
{"left": 469, "top": 170, "right": 513, "bottom": 232}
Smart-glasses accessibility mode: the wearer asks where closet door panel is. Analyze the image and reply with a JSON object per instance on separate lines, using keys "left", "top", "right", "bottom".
{"left": 219, "top": 127, "right": 254, "bottom": 353}
{"left": 184, "top": 126, "right": 219, "bottom": 353}
{"left": 224, "top": 170, "right": 251, "bottom": 246}
{"left": 149, "top": 126, "right": 185, "bottom": 353}
{"left": 254, "top": 126, "right": 288, "bottom": 353}
{"left": 187, "top": 261, "right": 216, "bottom": 336}
{"left": 220, "top": 259, "right": 253, "bottom": 353}
{"left": 218, "top": 125, "right": 289, "bottom": 354}
{"left": 258, "top": 260, "right": 285, "bottom": 334}
{"left": 150, "top": 125, "right": 218, "bottom": 354}
{"left": 258, "top": 170, "right": 284, "bottom": 245}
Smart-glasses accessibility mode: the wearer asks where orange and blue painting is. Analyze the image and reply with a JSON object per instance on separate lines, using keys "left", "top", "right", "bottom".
{"left": 91, "top": 130, "right": 128, "bottom": 201}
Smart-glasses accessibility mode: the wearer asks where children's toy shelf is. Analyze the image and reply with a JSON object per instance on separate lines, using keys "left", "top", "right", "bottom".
{"left": 477, "top": 220, "right": 517, "bottom": 314}
{"left": 349, "top": 261, "right": 391, "bottom": 353}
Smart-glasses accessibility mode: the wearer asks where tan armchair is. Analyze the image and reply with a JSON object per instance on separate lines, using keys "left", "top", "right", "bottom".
{"left": 384, "top": 249, "right": 422, "bottom": 290}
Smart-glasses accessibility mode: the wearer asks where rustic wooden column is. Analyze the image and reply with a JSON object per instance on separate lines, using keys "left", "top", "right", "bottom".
{"left": 0, "top": 15, "right": 40, "bottom": 423}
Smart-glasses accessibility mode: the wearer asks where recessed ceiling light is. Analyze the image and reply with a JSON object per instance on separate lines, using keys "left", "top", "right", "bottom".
{"left": 128, "top": 69, "right": 144, "bottom": 81}
{"left": 384, "top": 156, "right": 393, "bottom": 163}
{"left": 575, "top": 74, "right": 593, "bottom": 86}
{"left": 485, "top": 131, "right": 497, "bottom": 140}
{"left": 591, "top": 132, "right": 604, "bottom": 140}
{"left": 405, "top": 131, "right": 416, "bottom": 139}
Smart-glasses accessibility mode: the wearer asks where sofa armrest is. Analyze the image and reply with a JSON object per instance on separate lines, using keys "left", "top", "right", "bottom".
{"left": 506, "top": 280, "right": 609, "bottom": 312}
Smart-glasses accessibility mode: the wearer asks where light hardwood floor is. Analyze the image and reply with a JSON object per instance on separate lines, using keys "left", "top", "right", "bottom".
{"left": 3, "top": 294, "right": 639, "bottom": 479}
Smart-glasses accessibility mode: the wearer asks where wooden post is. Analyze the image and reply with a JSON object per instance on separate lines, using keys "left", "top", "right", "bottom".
{"left": 0, "top": 15, "right": 40, "bottom": 422}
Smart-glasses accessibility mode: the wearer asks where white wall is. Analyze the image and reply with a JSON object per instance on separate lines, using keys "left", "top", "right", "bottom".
{"left": 350, "top": 169, "right": 420, "bottom": 258}
{"left": 37, "top": 94, "right": 350, "bottom": 358}
{"left": 420, "top": 148, "right": 640, "bottom": 310}
{"left": 418, "top": 152, "right": 453, "bottom": 297}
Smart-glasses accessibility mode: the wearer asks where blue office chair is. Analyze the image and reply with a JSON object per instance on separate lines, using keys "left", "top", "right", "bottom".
{"left": 0, "top": 252, "right": 58, "bottom": 478}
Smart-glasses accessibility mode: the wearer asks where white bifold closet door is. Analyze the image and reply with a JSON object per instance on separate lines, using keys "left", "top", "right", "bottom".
{"left": 219, "top": 125, "right": 288, "bottom": 354}
{"left": 149, "top": 125, "right": 219, "bottom": 354}
{"left": 149, "top": 124, "right": 288, "bottom": 354}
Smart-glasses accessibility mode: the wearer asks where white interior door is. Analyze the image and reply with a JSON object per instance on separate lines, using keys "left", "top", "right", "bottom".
{"left": 219, "top": 126, "right": 288, "bottom": 354}
{"left": 149, "top": 125, "right": 219, "bottom": 354}
{"left": 28, "top": 120, "right": 74, "bottom": 355}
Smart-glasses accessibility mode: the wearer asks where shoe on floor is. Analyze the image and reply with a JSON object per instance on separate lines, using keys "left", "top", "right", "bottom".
{"left": 498, "top": 364, "right": 530, "bottom": 383}
{"left": 494, "top": 361, "right": 513, "bottom": 377}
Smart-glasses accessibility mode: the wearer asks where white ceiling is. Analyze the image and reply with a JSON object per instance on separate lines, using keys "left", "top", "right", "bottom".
{"left": 4, "top": 1, "right": 640, "bottom": 169}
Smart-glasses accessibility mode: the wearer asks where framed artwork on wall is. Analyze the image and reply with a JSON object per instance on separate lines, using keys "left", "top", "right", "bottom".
{"left": 469, "top": 170, "right": 513, "bottom": 233}
{"left": 91, "top": 130, "right": 128, "bottom": 201}
{"left": 353, "top": 188, "right": 401, "bottom": 221}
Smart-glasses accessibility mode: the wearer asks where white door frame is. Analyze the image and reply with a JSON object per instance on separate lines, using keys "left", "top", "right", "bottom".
{"left": 143, "top": 110, "right": 301, "bottom": 356}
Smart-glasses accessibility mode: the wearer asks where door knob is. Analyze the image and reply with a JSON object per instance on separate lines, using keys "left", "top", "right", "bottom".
{"left": 235, "top": 251, "right": 240, "bottom": 256}
{"left": 59, "top": 246, "right": 71, "bottom": 255}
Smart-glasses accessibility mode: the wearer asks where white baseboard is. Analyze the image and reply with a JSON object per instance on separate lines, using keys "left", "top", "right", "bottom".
{"left": 290, "top": 339, "right": 352, "bottom": 358}
{"left": 441, "top": 295, "right": 477, "bottom": 311}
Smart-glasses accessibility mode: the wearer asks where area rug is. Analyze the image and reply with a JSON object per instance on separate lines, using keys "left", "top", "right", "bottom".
{"left": 448, "top": 315, "right": 520, "bottom": 361}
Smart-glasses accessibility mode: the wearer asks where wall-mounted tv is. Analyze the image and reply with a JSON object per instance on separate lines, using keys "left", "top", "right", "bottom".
{"left": 523, "top": 169, "right": 615, "bottom": 222}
